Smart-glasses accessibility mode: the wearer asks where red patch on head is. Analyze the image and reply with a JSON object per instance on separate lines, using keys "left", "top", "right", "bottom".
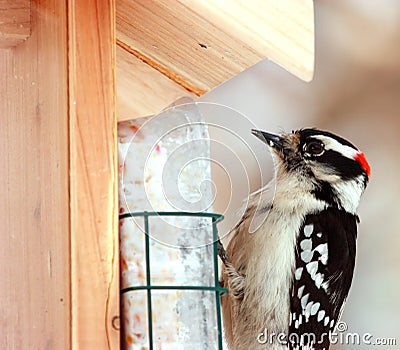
{"left": 354, "top": 152, "right": 371, "bottom": 177}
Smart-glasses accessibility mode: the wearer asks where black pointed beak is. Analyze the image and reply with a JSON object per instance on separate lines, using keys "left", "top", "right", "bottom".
{"left": 251, "top": 129, "right": 284, "bottom": 151}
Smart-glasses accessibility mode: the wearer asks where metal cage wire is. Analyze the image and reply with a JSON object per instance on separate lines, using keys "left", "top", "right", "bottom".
{"left": 119, "top": 211, "right": 227, "bottom": 350}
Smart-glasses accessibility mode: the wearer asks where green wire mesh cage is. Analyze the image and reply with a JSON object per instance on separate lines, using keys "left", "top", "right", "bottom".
{"left": 119, "top": 211, "right": 227, "bottom": 350}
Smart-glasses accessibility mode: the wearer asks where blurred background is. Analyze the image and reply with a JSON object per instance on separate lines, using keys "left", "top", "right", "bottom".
{"left": 198, "top": 0, "right": 400, "bottom": 348}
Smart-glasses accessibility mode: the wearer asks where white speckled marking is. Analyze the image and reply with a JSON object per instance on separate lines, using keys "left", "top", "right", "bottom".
{"left": 314, "top": 273, "right": 324, "bottom": 288}
{"left": 301, "top": 293, "right": 310, "bottom": 309}
{"left": 317, "top": 310, "right": 325, "bottom": 322}
{"left": 324, "top": 316, "right": 330, "bottom": 326}
{"left": 300, "top": 238, "right": 312, "bottom": 251}
{"left": 305, "top": 301, "right": 313, "bottom": 317}
{"left": 298, "top": 285, "right": 305, "bottom": 298}
{"left": 304, "top": 224, "right": 313, "bottom": 237}
{"left": 311, "top": 302, "right": 320, "bottom": 315}
{"left": 315, "top": 243, "right": 328, "bottom": 265}
{"left": 306, "top": 261, "right": 318, "bottom": 279}
{"left": 330, "top": 319, "right": 335, "bottom": 328}
{"left": 301, "top": 250, "right": 313, "bottom": 263}
{"left": 321, "top": 281, "right": 329, "bottom": 291}
{"left": 295, "top": 267, "right": 303, "bottom": 280}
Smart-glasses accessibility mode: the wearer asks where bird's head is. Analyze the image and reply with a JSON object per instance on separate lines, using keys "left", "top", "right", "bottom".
{"left": 252, "top": 128, "right": 370, "bottom": 213}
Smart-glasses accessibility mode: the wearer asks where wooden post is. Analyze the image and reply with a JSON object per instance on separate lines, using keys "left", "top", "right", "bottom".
{"left": 0, "top": 1, "right": 119, "bottom": 349}
{"left": 0, "top": 1, "right": 69, "bottom": 348}
{"left": 68, "top": 0, "right": 120, "bottom": 349}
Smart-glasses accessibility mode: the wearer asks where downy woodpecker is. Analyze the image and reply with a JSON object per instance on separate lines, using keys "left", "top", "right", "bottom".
{"left": 220, "top": 128, "right": 370, "bottom": 350}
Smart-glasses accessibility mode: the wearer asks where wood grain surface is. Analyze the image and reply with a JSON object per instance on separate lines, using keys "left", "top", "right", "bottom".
{"left": 69, "top": 0, "right": 120, "bottom": 348}
{"left": 116, "top": 0, "right": 314, "bottom": 119}
{"left": 0, "top": 1, "right": 69, "bottom": 348}
{"left": 117, "top": 44, "right": 196, "bottom": 121}
{"left": 0, "top": 0, "right": 31, "bottom": 48}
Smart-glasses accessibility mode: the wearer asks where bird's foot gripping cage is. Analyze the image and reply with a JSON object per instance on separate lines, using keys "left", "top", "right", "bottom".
{"left": 120, "top": 211, "right": 227, "bottom": 350}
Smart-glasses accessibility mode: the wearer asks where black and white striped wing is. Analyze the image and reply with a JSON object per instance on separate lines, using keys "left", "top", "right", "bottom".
{"left": 289, "top": 208, "right": 358, "bottom": 350}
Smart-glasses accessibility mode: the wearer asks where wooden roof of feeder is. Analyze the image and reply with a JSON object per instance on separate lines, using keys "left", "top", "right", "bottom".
{"left": 116, "top": 0, "right": 315, "bottom": 120}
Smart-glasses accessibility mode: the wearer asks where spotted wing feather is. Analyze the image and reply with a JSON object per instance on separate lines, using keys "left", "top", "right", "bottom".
{"left": 289, "top": 208, "right": 358, "bottom": 350}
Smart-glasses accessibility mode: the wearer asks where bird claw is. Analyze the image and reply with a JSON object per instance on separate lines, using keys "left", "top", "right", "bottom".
{"left": 218, "top": 239, "right": 230, "bottom": 264}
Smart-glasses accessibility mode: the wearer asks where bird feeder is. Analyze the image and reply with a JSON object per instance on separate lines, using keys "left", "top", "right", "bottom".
{"left": 119, "top": 211, "right": 225, "bottom": 349}
{"left": 118, "top": 101, "right": 227, "bottom": 348}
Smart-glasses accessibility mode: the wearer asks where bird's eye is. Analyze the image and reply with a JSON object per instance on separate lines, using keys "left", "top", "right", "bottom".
{"left": 303, "top": 141, "right": 325, "bottom": 156}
